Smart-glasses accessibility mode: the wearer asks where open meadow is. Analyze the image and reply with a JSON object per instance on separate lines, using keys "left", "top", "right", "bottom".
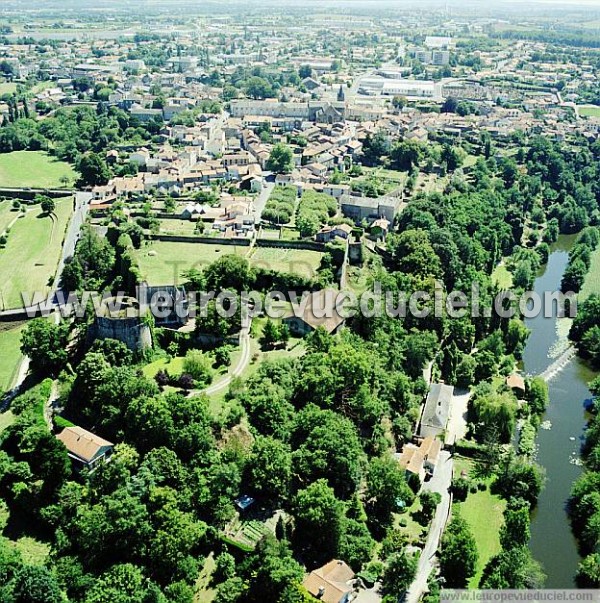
{"left": 0, "top": 199, "right": 19, "bottom": 234}
{"left": 453, "top": 456, "right": 506, "bottom": 588}
{"left": 0, "top": 198, "right": 72, "bottom": 309}
{"left": 0, "top": 323, "right": 26, "bottom": 394}
{"left": 134, "top": 241, "right": 247, "bottom": 285}
{"left": 579, "top": 106, "right": 600, "bottom": 118}
{"left": 0, "top": 151, "right": 76, "bottom": 189}
{"left": 249, "top": 247, "right": 323, "bottom": 279}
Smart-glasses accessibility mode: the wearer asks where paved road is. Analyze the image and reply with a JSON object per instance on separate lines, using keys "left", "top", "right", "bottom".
{"left": 201, "top": 327, "right": 251, "bottom": 396}
{"left": 253, "top": 180, "right": 275, "bottom": 224}
{"left": 405, "top": 451, "right": 453, "bottom": 603}
{"left": 55, "top": 192, "right": 91, "bottom": 288}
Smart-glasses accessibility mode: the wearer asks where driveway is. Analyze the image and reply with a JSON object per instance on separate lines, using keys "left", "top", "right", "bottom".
{"left": 405, "top": 451, "right": 453, "bottom": 603}
{"left": 446, "top": 389, "right": 470, "bottom": 446}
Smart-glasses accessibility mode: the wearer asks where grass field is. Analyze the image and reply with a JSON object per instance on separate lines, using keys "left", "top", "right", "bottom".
{"left": 0, "top": 504, "right": 50, "bottom": 566}
{"left": 579, "top": 246, "right": 600, "bottom": 301}
{"left": 393, "top": 497, "right": 426, "bottom": 546}
{"left": 142, "top": 356, "right": 186, "bottom": 379}
{"left": 0, "top": 199, "right": 20, "bottom": 234}
{"left": 134, "top": 241, "right": 247, "bottom": 285}
{"left": 0, "top": 324, "right": 26, "bottom": 393}
{"left": 454, "top": 457, "right": 506, "bottom": 588}
{"left": 0, "top": 198, "right": 72, "bottom": 309}
{"left": 0, "top": 411, "right": 15, "bottom": 434}
{"left": 250, "top": 247, "right": 324, "bottom": 279}
{"left": 0, "top": 151, "right": 76, "bottom": 189}
{"left": 158, "top": 219, "right": 198, "bottom": 234}
{"left": 579, "top": 106, "right": 600, "bottom": 118}
{"left": 0, "top": 82, "right": 17, "bottom": 95}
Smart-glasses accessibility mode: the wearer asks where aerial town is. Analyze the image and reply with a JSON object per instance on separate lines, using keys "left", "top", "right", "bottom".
{"left": 0, "top": 1, "right": 600, "bottom": 602}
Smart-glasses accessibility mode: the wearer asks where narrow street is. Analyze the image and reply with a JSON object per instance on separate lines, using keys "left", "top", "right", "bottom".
{"left": 253, "top": 180, "right": 275, "bottom": 224}
{"left": 405, "top": 451, "right": 453, "bottom": 603}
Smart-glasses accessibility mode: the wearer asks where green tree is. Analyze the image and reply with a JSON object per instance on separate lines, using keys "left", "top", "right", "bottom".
{"left": 292, "top": 479, "right": 344, "bottom": 565}
{"left": 241, "top": 536, "right": 304, "bottom": 603}
{"left": 366, "top": 456, "right": 413, "bottom": 535}
{"left": 85, "top": 563, "right": 161, "bottom": 603}
{"left": 10, "top": 565, "right": 64, "bottom": 603}
{"left": 76, "top": 152, "right": 111, "bottom": 187}
{"left": 246, "top": 76, "right": 273, "bottom": 100}
{"left": 20, "top": 318, "right": 69, "bottom": 375}
{"left": 292, "top": 406, "right": 365, "bottom": 499}
{"left": 260, "top": 319, "right": 280, "bottom": 350}
{"left": 481, "top": 547, "right": 545, "bottom": 589}
{"left": 339, "top": 518, "right": 376, "bottom": 571}
{"left": 37, "top": 195, "right": 55, "bottom": 215}
{"left": 441, "top": 144, "right": 463, "bottom": 172}
{"left": 440, "top": 513, "right": 478, "bottom": 587}
{"left": 298, "top": 65, "right": 313, "bottom": 79}
{"left": 392, "top": 96, "right": 408, "bottom": 110}
{"left": 266, "top": 143, "right": 294, "bottom": 174}
{"left": 249, "top": 436, "right": 292, "bottom": 503}
{"left": 470, "top": 386, "right": 518, "bottom": 444}
{"left": 500, "top": 505, "right": 531, "bottom": 549}
{"left": 418, "top": 491, "right": 442, "bottom": 524}
{"left": 577, "top": 554, "right": 600, "bottom": 587}
{"left": 562, "top": 258, "right": 587, "bottom": 293}
{"left": 381, "top": 550, "right": 418, "bottom": 598}
{"left": 389, "top": 140, "right": 424, "bottom": 172}
{"left": 494, "top": 456, "right": 544, "bottom": 507}
{"left": 204, "top": 255, "right": 255, "bottom": 292}
{"left": 389, "top": 229, "right": 442, "bottom": 281}
{"left": 526, "top": 377, "right": 549, "bottom": 417}
{"left": 214, "top": 577, "right": 245, "bottom": 603}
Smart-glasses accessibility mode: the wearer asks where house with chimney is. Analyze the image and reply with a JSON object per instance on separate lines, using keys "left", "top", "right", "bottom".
{"left": 302, "top": 560, "right": 355, "bottom": 603}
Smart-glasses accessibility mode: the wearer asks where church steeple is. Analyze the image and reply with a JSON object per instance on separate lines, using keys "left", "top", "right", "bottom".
{"left": 337, "top": 84, "right": 346, "bottom": 102}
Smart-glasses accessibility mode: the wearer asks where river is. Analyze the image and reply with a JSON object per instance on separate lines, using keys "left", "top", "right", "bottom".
{"left": 522, "top": 238, "right": 596, "bottom": 587}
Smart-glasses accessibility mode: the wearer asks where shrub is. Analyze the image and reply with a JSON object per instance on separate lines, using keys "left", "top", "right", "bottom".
{"left": 183, "top": 350, "right": 212, "bottom": 387}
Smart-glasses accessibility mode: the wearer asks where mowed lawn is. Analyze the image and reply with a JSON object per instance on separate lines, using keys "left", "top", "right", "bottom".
{"left": 134, "top": 241, "right": 247, "bottom": 285}
{"left": 453, "top": 457, "right": 506, "bottom": 588}
{"left": 0, "top": 323, "right": 26, "bottom": 393}
{"left": 158, "top": 219, "right": 198, "bottom": 234}
{"left": 579, "top": 106, "right": 600, "bottom": 118}
{"left": 0, "top": 198, "right": 72, "bottom": 308}
{"left": 142, "top": 356, "right": 186, "bottom": 379}
{"left": 0, "top": 151, "right": 76, "bottom": 189}
{"left": 250, "top": 247, "right": 324, "bottom": 279}
{"left": 579, "top": 246, "right": 600, "bottom": 300}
